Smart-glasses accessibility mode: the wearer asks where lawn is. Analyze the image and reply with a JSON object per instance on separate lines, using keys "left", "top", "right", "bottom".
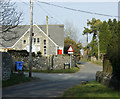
{"left": 63, "top": 81, "right": 120, "bottom": 98}
{"left": 24, "top": 67, "right": 80, "bottom": 73}
{"left": 2, "top": 73, "right": 38, "bottom": 87}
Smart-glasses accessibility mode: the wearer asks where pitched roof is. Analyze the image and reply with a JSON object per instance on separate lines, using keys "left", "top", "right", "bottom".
{"left": 38, "top": 24, "right": 64, "bottom": 47}
{"left": 1, "top": 24, "right": 64, "bottom": 48}
{"left": 2, "top": 25, "right": 30, "bottom": 48}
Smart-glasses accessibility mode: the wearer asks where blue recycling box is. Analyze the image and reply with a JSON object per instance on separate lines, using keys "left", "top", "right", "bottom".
{"left": 15, "top": 61, "right": 23, "bottom": 71}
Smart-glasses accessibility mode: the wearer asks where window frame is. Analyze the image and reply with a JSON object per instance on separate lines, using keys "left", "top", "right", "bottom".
{"left": 43, "top": 39, "right": 47, "bottom": 55}
{"left": 37, "top": 38, "right": 40, "bottom": 43}
{"left": 44, "top": 40, "right": 46, "bottom": 45}
{"left": 33, "top": 38, "right": 36, "bottom": 43}
{"left": 23, "top": 40, "right": 26, "bottom": 44}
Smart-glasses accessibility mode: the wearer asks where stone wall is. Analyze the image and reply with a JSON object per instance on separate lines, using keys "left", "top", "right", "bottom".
{"left": 96, "top": 55, "right": 120, "bottom": 92}
{"left": 1, "top": 52, "right": 12, "bottom": 81}
{"left": 12, "top": 56, "right": 48, "bottom": 70}
{"left": 50, "top": 55, "right": 76, "bottom": 69}
{"left": 103, "top": 55, "right": 113, "bottom": 74}
{"left": 91, "top": 56, "right": 97, "bottom": 62}
{"left": 12, "top": 54, "right": 76, "bottom": 70}
{"left": 96, "top": 71, "right": 120, "bottom": 92}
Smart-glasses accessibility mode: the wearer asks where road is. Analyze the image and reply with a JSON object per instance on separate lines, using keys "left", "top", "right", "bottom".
{"left": 2, "top": 62, "right": 102, "bottom": 98}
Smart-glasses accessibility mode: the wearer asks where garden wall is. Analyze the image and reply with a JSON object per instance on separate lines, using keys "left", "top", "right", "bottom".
{"left": 12, "top": 55, "right": 76, "bottom": 70}
{"left": 103, "top": 55, "right": 113, "bottom": 74}
{"left": 1, "top": 52, "right": 12, "bottom": 81}
{"left": 96, "top": 55, "right": 119, "bottom": 92}
{"left": 96, "top": 71, "right": 120, "bottom": 92}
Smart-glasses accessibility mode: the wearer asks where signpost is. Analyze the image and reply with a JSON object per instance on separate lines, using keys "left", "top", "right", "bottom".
{"left": 67, "top": 46, "right": 74, "bottom": 68}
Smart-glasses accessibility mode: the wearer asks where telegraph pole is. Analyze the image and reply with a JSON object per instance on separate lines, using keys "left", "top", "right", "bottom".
{"left": 118, "top": 1, "right": 120, "bottom": 21}
{"left": 98, "top": 31, "right": 100, "bottom": 61}
{"left": 46, "top": 16, "right": 50, "bottom": 70}
{"left": 87, "top": 33, "right": 88, "bottom": 60}
{"left": 46, "top": 16, "right": 49, "bottom": 55}
{"left": 28, "top": 0, "right": 33, "bottom": 77}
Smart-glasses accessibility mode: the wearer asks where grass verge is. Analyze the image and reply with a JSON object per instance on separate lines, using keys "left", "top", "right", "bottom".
{"left": 2, "top": 73, "right": 38, "bottom": 87}
{"left": 24, "top": 67, "right": 80, "bottom": 73}
{"left": 80, "top": 59, "right": 90, "bottom": 62}
{"left": 91, "top": 61, "right": 103, "bottom": 66}
{"left": 80, "top": 58, "right": 103, "bottom": 66}
{"left": 63, "top": 81, "right": 120, "bottom": 98}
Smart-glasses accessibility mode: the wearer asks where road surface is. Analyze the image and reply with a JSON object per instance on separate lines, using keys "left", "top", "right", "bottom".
{"left": 2, "top": 62, "right": 102, "bottom": 98}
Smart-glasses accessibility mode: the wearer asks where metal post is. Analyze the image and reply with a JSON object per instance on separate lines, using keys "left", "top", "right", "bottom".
{"left": 47, "top": 55, "right": 49, "bottom": 70}
{"left": 70, "top": 54, "right": 72, "bottom": 68}
{"left": 28, "top": 0, "right": 33, "bottom": 77}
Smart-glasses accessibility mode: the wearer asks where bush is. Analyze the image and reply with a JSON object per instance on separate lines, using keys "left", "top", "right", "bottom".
{"left": 8, "top": 50, "right": 29, "bottom": 57}
{"left": 106, "top": 21, "right": 120, "bottom": 79}
{"left": 37, "top": 51, "right": 42, "bottom": 57}
{"left": 32, "top": 52, "right": 36, "bottom": 57}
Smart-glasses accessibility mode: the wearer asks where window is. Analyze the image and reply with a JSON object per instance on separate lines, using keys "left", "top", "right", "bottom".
{"left": 34, "top": 38, "right": 36, "bottom": 43}
{"left": 44, "top": 46, "right": 46, "bottom": 48}
{"left": 44, "top": 40, "right": 46, "bottom": 45}
{"left": 37, "top": 38, "right": 40, "bottom": 43}
{"left": 23, "top": 40, "right": 26, "bottom": 44}
{"left": 44, "top": 40, "right": 47, "bottom": 55}
{"left": 44, "top": 49, "right": 46, "bottom": 55}
{"left": 32, "top": 33, "right": 34, "bottom": 36}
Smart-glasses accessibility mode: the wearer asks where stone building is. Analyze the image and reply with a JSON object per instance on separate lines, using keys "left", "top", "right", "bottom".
{"left": 0, "top": 24, "right": 64, "bottom": 56}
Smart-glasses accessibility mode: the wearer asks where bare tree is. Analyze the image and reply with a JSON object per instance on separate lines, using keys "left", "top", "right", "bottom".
{"left": 64, "top": 21, "right": 79, "bottom": 42}
{"left": 0, "top": 0, "right": 22, "bottom": 46}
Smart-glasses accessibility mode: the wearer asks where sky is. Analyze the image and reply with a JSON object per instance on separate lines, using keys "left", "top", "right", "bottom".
{"left": 13, "top": 0, "right": 120, "bottom": 2}
{"left": 13, "top": 0, "right": 119, "bottom": 47}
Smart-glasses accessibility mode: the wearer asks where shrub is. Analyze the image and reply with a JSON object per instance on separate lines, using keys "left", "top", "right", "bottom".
{"left": 37, "top": 51, "right": 42, "bottom": 57}
{"left": 32, "top": 52, "right": 36, "bottom": 57}
{"left": 106, "top": 21, "right": 120, "bottom": 79}
{"left": 8, "top": 50, "right": 29, "bottom": 57}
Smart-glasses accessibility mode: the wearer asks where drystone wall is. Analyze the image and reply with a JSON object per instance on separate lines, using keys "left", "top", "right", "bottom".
{"left": 1, "top": 52, "right": 12, "bottom": 81}
{"left": 96, "top": 55, "right": 119, "bottom": 92}
{"left": 96, "top": 71, "right": 120, "bottom": 92}
{"left": 12, "top": 55, "right": 76, "bottom": 70}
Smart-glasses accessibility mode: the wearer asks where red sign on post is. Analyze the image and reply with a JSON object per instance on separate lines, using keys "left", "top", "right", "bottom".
{"left": 67, "top": 46, "right": 74, "bottom": 54}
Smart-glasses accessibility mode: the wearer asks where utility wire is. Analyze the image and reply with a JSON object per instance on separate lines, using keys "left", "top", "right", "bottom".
{"left": 20, "top": 1, "right": 64, "bottom": 24}
{"left": 19, "top": 0, "right": 30, "bottom": 6}
{"left": 37, "top": 3, "right": 62, "bottom": 24}
{"left": 41, "top": 5, "right": 65, "bottom": 24}
{"left": 36, "top": 1, "right": 64, "bottom": 24}
{"left": 37, "top": 1, "right": 119, "bottom": 18}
